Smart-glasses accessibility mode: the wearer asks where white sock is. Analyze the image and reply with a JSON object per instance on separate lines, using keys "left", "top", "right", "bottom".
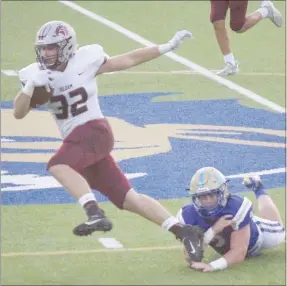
{"left": 78, "top": 193, "right": 97, "bottom": 206}
{"left": 224, "top": 53, "right": 235, "bottom": 65}
{"left": 161, "top": 216, "right": 180, "bottom": 231}
{"left": 257, "top": 7, "right": 269, "bottom": 18}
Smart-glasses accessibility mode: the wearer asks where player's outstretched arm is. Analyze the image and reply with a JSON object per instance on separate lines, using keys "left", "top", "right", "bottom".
{"left": 96, "top": 30, "right": 193, "bottom": 75}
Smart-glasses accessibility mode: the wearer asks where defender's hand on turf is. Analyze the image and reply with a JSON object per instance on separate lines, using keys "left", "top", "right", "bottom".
{"left": 190, "top": 261, "right": 213, "bottom": 272}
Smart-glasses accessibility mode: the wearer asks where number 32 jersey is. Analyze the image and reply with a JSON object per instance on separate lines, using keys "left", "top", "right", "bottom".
{"left": 18, "top": 44, "right": 108, "bottom": 138}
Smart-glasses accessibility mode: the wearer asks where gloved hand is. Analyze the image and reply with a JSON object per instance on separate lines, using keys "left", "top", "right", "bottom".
{"left": 243, "top": 175, "right": 263, "bottom": 191}
{"left": 159, "top": 30, "right": 193, "bottom": 54}
{"left": 22, "top": 70, "right": 51, "bottom": 97}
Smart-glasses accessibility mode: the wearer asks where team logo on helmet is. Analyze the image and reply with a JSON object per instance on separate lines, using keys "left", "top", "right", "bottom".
{"left": 55, "top": 25, "right": 69, "bottom": 38}
{"left": 38, "top": 25, "right": 51, "bottom": 40}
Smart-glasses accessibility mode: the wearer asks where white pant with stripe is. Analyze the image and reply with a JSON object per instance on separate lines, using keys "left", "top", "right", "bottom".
{"left": 248, "top": 216, "right": 285, "bottom": 256}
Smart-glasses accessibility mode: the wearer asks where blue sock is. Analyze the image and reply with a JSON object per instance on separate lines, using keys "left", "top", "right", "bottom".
{"left": 254, "top": 187, "right": 268, "bottom": 199}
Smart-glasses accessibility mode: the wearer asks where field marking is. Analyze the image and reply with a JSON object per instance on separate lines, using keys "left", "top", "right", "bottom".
{"left": 98, "top": 238, "right": 124, "bottom": 249}
{"left": 2, "top": 166, "right": 285, "bottom": 257}
{"left": 1, "top": 69, "right": 285, "bottom": 77}
{"left": 226, "top": 167, "right": 286, "bottom": 179}
{"left": 59, "top": 1, "right": 285, "bottom": 113}
{"left": 109, "top": 71, "right": 286, "bottom": 76}
{"left": 1, "top": 245, "right": 182, "bottom": 257}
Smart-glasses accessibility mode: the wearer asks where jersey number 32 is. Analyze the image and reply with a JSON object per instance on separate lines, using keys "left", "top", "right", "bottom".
{"left": 50, "top": 87, "right": 88, "bottom": 120}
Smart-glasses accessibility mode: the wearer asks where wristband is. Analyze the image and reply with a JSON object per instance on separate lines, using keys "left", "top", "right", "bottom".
{"left": 158, "top": 43, "right": 172, "bottom": 55}
{"left": 161, "top": 216, "right": 180, "bottom": 231}
{"left": 209, "top": 257, "right": 228, "bottom": 271}
{"left": 22, "top": 80, "right": 34, "bottom": 97}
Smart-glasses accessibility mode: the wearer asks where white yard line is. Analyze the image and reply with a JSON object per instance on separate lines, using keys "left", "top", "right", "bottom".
{"left": 59, "top": 0, "right": 285, "bottom": 113}
{"left": 226, "top": 167, "right": 286, "bottom": 179}
{"left": 2, "top": 69, "right": 285, "bottom": 77}
{"left": 105, "top": 70, "right": 286, "bottom": 76}
{"left": 2, "top": 245, "right": 182, "bottom": 257}
{"left": 169, "top": 70, "right": 286, "bottom": 76}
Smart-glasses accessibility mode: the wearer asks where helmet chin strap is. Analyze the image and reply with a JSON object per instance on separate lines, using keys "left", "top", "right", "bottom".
{"left": 193, "top": 191, "right": 226, "bottom": 218}
{"left": 42, "top": 54, "right": 63, "bottom": 70}
{"left": 202, "top": 202, "right": 218, "bottom": 211}
{"left": 49, "top": 59, "right": 60, "bottom": 68}
{"left": 43, "top": 48, "right": 69, "bottom": 71}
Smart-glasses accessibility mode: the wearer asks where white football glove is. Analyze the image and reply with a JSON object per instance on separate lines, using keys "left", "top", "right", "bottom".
{"left": 32, "top": 70, "right": 50, "bottom": 86}
{"left": 168, "top": 30, "right": 193, "bottom": 50}
{"left": 159, "top": 30, "right": 193, "bottom": 54}
{"left": 22, "top": 70, "right": 51, "bottom": 97}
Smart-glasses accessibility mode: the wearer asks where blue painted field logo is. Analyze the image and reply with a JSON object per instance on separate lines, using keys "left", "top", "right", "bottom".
{"left": 1, "top": 92, "right": 285, "bottom": 205}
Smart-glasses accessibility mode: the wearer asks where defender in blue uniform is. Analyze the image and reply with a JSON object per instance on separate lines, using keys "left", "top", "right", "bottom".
{"left": 177, "top": 167, "right": 285, "bottom": 272}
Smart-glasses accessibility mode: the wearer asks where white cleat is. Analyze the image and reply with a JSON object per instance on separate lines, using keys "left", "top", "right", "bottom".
{"left": 261, "top": 1, "right": 282, "bottom": 27}
{"left": 216, "top": 61, "right": 239, "bottom": 76}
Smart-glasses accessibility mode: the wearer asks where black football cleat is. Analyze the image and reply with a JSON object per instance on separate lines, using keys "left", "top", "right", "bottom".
{"left": 177, "top": 224, "right": 204, "bottom": 262}
{"left": 73, "top": 209, "right": 113, "bottom": 236}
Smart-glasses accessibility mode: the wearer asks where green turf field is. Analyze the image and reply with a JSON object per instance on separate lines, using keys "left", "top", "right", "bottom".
{"left": 1, "top": 1, "right": 286, "bottom": 285}
{"left": 2, "top": 191, "right": 286, "bottom": 285}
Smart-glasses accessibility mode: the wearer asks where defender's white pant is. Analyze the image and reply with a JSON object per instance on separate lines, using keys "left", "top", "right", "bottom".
{"left": 248, "top": 216, "right": 285, "bottom": 256}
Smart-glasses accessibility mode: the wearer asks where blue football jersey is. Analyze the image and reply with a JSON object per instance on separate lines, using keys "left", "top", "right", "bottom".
{"left": 177, "top": 194, "right": 260, "bottom": 255}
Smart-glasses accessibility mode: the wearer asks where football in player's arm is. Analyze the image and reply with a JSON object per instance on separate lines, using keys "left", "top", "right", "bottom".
{"left": 177, "top": 167, "right": 285, "bottom": 272}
